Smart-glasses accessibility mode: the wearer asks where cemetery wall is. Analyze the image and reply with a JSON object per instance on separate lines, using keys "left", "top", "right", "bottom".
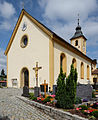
{"left": 18, "top": 96, "right": 88, "bottom": 120}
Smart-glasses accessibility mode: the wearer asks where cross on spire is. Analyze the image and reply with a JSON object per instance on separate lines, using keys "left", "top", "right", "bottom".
{"left": 22, "top": 0, "right": 25, "bottom": 9}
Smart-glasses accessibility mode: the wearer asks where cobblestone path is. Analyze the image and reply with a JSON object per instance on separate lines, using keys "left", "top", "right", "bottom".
{"left": 0, "top": 88, "right": 54, "bottom": 120}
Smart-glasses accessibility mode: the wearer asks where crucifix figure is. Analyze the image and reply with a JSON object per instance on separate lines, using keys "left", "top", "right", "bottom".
{"left": 33, "top": 62, "right": 42, "bottom": 87}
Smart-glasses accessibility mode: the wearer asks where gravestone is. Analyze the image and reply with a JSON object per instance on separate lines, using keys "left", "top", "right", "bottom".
{"left": 76, "top": 84, "right": 93, "bottom": 100}
{"left": 53, "top": 85, "right": 57, "bottom": 95}
{"left": 22, "top": 86, "right": 30, "bottom": 97}
{"left": 40, "top": 85, "right": 48, "bottom": 92}
{"left": 12, "top": 79, "right": 18, "bottom": 88}
{"left": 34, "top": 87, "right": 40, "bottom": 97}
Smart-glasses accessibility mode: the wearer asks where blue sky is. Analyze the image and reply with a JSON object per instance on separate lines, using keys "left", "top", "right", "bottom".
{"left": 0, "top": 0, "right": 98, "bottom": 73}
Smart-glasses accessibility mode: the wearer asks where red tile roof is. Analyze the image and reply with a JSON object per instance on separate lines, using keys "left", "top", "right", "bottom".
{"left": 92, "top": 69, "right": 98, "bottom": 75}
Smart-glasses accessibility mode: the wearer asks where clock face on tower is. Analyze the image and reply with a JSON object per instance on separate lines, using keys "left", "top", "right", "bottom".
{"left": 83, "top": 46, "right": 85, "bottom": 51}
{"left": 22, "top": 22, "right": 27, "bottom": 31}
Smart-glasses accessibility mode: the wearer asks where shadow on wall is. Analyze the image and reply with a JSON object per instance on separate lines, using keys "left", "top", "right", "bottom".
{"left": 0, "top": 116, "right": 10, "bottom": 120}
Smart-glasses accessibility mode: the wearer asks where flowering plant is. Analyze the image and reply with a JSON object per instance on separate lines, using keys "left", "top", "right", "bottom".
{"left": 49, "top": 95, "right": 55, "bottom": 98}
{"left": 41, "top": 98, "right": 45, "bottom": 101}
{"left": 37, "top": 97, "right": 41, "bottom": 101}
{"left": 76, "top": 107, "right": 82, "bottom": 111}
{"left": 84, "top": 109, "right": 94, "bottom": 114}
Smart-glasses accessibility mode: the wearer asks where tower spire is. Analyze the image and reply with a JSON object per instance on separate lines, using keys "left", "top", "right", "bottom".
{"left": 78, "top": 13, "right": 80, "bottom": 26}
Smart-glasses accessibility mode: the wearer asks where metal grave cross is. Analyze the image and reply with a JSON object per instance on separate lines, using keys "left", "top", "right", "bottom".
{"left": 33, "top": 62, "right": 42, "bottom": 87}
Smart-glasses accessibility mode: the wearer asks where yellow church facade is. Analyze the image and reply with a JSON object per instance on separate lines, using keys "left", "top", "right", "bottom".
{"left": 5, "top": 9, "right": 96, "bottom": 89}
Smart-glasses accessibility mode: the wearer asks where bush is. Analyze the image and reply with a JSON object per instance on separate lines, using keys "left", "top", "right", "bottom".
{"left": 92, "top": 102, "right": 98, "bottom": 109}
{"left": 56, "top": 64, "right": 77, "bottom": 109}
{"left": 64, "top": 65, "right": 77, "bottom": 109}
{"left": 88, "top": 116, "right": 96, "bottom": 120}
{"left": 29, "top": 93, "right": 34, "bottom": 99}
{"left": 32, "top": 96, "right": 37, "bottom": 101}
{"left": 30, "top": 87, "right": 34, "bottom": 90}
{"left": 29, "top": 93, "right": 37, "bottom": 101}
{"left": 92, "top": 91, "right": 96, "bottom": 98}
{"left": 75, "top": 97, "right": 82, "bottom": 104}
{"left": 91, "top": 111, "right": 98, "bottom": 118}
{"left": 55, "top": 67, "right": 66, "bottom": 108}
{"left": 43, "top": 96, "right": 52, "bottom": 103}
{"left": 79, "top": 105, "right": 88, "bottom": 110}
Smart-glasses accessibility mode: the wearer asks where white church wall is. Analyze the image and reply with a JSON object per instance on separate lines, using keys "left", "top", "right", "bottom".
{"left": 54, "top": 42, "right": 91, "bottom": 85}
{"left": 7, "top": 15, "right": 49, "bottom": 88}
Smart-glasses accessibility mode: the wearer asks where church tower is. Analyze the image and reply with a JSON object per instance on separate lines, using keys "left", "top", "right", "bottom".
{"left": 70, "top": 18, "right": 87, "bottom": 55}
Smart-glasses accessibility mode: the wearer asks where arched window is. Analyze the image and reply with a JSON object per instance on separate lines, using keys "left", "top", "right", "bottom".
{"left": 87, "top": 65, "right": 89, "bottom": 80}
{"left": 72, "top": 58, "right": 77, "bottom": 68}
{"left": 81, "top": 62, "right": 84, "bottom": 79}
{"left": 75, "top": 40, "right": 78, "bottom": 46}
{"left": 60, "top": 53, "right": 67, "bottom": 74}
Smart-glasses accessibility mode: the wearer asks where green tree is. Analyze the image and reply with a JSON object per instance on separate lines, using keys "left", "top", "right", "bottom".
{"left": 56, "top": 64, "right": 78, "bottom": 109}
{"left": 1, "top": 69, "right": 5, "bottom": 76}
{"left": 65, "top": 64, "right": 77, "bottom": 108}
{"left": 56, "top": 67, "right": 66, "bottom": 108}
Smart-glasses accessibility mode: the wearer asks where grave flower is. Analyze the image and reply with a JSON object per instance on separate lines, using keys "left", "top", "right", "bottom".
{"left": 49, "top": 95, "right": 55, "bottom": 98}
{"left": 89, "top": 110, "right": 94, "bottom": 113}
{"left": 37, "top": 97, "right": 41, "bottom": 101}
{"left": 76, "top": 107, "right": 82, "bottom": 111}
{"left": 84, "top": 110, "right": 90, "bottom": 114}
{"left": 41, "top": 98, "right": 45, "bottom": 101}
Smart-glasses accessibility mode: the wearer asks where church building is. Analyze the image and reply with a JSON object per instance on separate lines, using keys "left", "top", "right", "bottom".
{"left": 5, "top": 9, "right": 96, "bottom": 89}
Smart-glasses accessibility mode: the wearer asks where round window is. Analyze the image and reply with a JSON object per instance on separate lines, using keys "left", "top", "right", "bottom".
{"left": 21, "top": 35, "right": 28, "bottom": 48}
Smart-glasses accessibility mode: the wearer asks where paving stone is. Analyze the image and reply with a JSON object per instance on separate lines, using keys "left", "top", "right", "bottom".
{"left": 0, "top": 88, "right": 54, "bottom": 120}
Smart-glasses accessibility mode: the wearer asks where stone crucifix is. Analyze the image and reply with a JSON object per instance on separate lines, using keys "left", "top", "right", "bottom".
{"left": 33, "top": 62, "right": 42, "bottom": 87}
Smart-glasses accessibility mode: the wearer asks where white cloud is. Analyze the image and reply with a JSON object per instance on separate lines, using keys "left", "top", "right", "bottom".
{"left": 0, "top": 21, "right": 12, "bottom": 30}
{"left": 0, "top": 1, "right": 16, "bottom": 19}
{"left": 38, "top": 0, "right": 98, "bottom": 62}
{"left": 0, "top": 1, "right": 17, "bottom": 31}
{"left": 39, "top": 0, "right": 97, "bottom": 21}
{"left": 38, "top": 0, "right": 98, "bottom": 45}
{"left": 0, "top": 17, "right": 17, "bottom": 31}
{"left": 0, "top": 48, "right": 6, "bottom": 74}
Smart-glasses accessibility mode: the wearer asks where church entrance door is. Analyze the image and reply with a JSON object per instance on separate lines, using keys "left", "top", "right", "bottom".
{"left": 20, "top": 68, "right": 29, "bottom": 88}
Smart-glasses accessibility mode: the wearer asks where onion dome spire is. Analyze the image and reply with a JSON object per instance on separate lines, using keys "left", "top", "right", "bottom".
{"left": 70, "top": 14, "right": 87, "bottom": 40}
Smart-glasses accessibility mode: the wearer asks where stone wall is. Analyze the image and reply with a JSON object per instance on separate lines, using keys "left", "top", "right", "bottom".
{"left": 18, "top": 96, "right": 88, "bottom": 120}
